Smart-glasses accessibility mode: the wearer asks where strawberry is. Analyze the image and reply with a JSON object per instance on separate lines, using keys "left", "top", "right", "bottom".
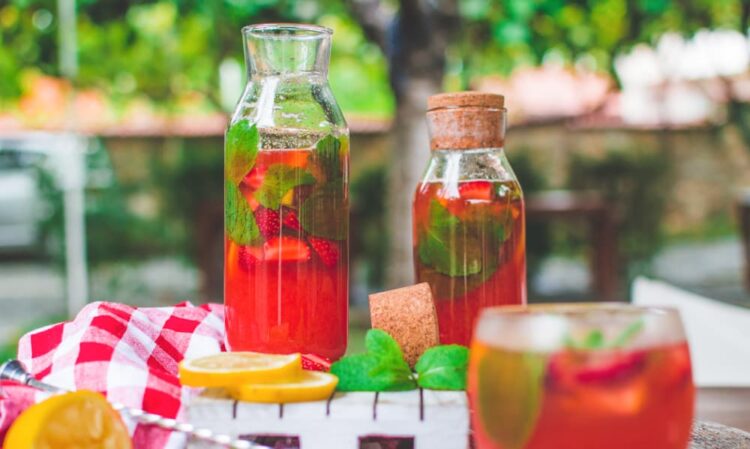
{"left": 307, "top": 236, "right": 340, "bottom": 267}
{"left": 242, "top": 166, "right": 267, "bottom": 190}
{"left": 458, "top": 181, "right": 493, "bottom": 201}
{"left": 263, "top": 236, "right": 311, "bottom": 261}
{"left": 254, "top": 207, "right": 280, "bottom": 239}
{"left": 238, "top": 245, "right": 264, "bottom": 270}
{"left": 302, "top": 354, "right": 332, "bottom": 372}
{"left": 547, "top": 349, "right": 646, "bottom": 387}
{"left": 282, "top": 208, "right": 302, "bottom": 231}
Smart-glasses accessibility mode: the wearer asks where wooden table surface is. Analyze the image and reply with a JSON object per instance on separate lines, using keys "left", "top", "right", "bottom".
{"left": 697, "top": 387, "right": 750, "bottom": 432}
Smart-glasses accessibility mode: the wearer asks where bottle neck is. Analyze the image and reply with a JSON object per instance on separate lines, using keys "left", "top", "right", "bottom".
{"left": 426, "top": 107, "right": 507, "bottom": 151}
{"left": 243, "top": 24, "right": 331, "bottom": 77}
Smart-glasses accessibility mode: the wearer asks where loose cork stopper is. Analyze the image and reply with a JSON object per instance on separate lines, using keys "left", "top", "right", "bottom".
{"left": 427, "top": 91, "right": 506, "bottom": 150}
{"left": 369, "top": 283, "right": 440, "bottom": 367}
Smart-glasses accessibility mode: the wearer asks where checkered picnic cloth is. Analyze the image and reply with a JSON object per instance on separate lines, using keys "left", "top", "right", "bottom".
{"left": 0, "top": 301, "right": 227, "bottom": 449}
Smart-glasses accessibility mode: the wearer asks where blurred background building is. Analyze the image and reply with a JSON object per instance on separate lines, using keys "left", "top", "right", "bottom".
{"left": 1, "top": 0, "right": 749, "bottom": 356}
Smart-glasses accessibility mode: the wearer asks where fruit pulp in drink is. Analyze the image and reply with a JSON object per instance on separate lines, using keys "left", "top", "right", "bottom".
{"left": 413, "top": 180, "right": 526, "bottom": 345}
{"left": 468, "top": 341, "right": 694, "bottom": 449}
{"left": 225, "top": 147, "right": 348, "bottom": 360}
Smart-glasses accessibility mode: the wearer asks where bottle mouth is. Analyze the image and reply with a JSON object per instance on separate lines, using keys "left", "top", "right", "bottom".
{"left": 242, "top": 23, "right": 333, "bottom": 40}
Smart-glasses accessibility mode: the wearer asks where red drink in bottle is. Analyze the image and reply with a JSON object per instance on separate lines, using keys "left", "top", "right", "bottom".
{"left": 414, "top": 92, "right": 526, "bottom": 345}
{"left": 225, "top": 146, "right": 348, "bottom": 360}
{"left": 224, "top": 24, "right": 349, "bottom": 360}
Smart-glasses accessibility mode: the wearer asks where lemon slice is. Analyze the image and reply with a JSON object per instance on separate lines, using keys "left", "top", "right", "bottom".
{"left": 179, "top": 352, "right": 301, "bottom": 387}
{"left": 230, "top": 371, "right": 338, "bottom": 403}
{"left": 5, "top": 390, "right": 132, "bottom": 449}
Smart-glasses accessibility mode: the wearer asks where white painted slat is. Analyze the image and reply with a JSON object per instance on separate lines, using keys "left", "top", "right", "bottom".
{"left": 187, "top": 390, "right": 470, "bottom": 449}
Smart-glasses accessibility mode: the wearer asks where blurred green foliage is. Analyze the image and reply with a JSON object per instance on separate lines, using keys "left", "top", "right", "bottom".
{"left": 452, "top": 0, "right": 744, "bottom": 80}
{"left": 569, "top": 148, "right": 672, "bottom": 277}
{"left": 0, "top": 0, "right": 394, "bottom": 117}
{"left": 39, "top": 139, "right": 182, "bottom": 267}
{"left": 2, "top": 0, "right": 745, "bottom": 113}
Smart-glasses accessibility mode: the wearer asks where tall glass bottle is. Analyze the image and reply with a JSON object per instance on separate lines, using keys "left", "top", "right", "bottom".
{"left": 413, "top": 92, "right": 526, "bottom": 346}
{"left": 224, "top": 24, "right": 349, "bottom": 360}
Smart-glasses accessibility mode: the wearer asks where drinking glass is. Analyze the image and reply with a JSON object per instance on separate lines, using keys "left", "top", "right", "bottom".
{"left": 468, "top": 304, "right": 695, "bottom": 449}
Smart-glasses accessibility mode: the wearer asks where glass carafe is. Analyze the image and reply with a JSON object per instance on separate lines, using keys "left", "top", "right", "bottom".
{"left": 224, "top": 24, "right": 349, "bottom": 360}
{"left": 413, "top": 92, "right": 526, "bottom": 346}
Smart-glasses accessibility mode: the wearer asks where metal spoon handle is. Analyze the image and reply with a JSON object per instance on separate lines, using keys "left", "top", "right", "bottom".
{"left": 1, "top": 360, "right": 261, "bottom": 449}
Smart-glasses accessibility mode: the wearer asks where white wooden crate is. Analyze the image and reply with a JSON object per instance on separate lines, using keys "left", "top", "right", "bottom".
{"left": 187, "top": 389, "right": 470, "bottom": 449}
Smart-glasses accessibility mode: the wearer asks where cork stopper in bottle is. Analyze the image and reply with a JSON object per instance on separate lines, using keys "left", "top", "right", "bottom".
{"left": 427, "top": 91, "right": 506, "bottom": 150}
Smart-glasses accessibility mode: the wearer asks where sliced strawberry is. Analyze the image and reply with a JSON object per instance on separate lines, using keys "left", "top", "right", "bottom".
{"left": 263, "top": 236, "right": 311, "bottom": 261}
{"left": 282, "top": 208, "right": 302, "bottom": 232}
{"left": 458, "top": 181, "right": 493, "bottom": 201}
{"left": 254, "top": 207, "right": 280, "bottom": 239}
{"left": 547, "top": 349, "right": 646, "bottom": 387}
{"left": 302, "top": 354, "right": 332, "bottom": 372}
{"left": 238, "top": 245, "right": 264, "bottom": 270}
{"left": 242, "top": 166, "right": 267, "bottom": 190}
{"left": 307, "top": 236, "right": 340, "bottom": 267}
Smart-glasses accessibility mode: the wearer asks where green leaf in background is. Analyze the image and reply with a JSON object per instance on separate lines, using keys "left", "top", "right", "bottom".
{"left": 310, "top": 134, "right": 343, "bottom": 181}
{"left": 299, "top": 181, "right": 347, "bottom": 240}
{"left": 478, "top": 348, "right": 546, "bottom": 449}
{"left": 331, "top": 329, "right": 416, "bottom": 392}
{"left": 414, "top": 345, "right": 469, "bottom": 390}
{"left": 225, "top": 120, "right": 259, "bottom": 185}
{"left": 254, "top": 164, "right": 315, "bottom": 210}
{"left": 225, "top": 180, "right": 261, "bottom": 245}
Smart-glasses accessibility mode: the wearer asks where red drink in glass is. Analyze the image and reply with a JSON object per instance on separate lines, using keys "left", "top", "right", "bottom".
{"left": 469, "top": 304, "right": 695, "bottom": 449}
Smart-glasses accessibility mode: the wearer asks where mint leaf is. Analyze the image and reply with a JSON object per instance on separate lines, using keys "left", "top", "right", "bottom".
{"left": 366, "top": 328, "right": 406, "bottom": 364}
{"left": 330, "top": 329, "right": 416, "bottom": 392}
{"left": 254, "top": 164, "right": 315, "bottom": 210}
{"left": 417, "top": 200, "right": 482, "bottom": 276}
{"left": 611, "top": 319, "right": 645, "bottom": 348}
{"left": 584, "top": 329, "right": 605, "bottom": 349}
{"left": 414, "top": 345, "right": 469, "bottom": 390}
{"left": 310, "top": 134, "right": 343, "bottom": 180}
{"left": 299, "top": 181, "right": 347, "bottom": 240}
{"left": 225, "top": 180, "right": 261, "bottom": 245}
{"left": 225, "top": 120, "right": 259, "bottom": 185}
{"left": 564, "top": 319, "right": 645, "bottom": 350}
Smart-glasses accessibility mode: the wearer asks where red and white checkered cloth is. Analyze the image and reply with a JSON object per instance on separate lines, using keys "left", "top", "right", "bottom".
{"left": 0, "top": 301, "right": 227, "bottom": 449}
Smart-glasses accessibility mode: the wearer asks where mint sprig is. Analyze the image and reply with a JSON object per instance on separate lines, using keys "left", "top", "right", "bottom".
{"left": 299, "top": 181, "right": 347, "bottom": 240}
{"left": 417, "top": 200, "right": 483, "bottom": 277}
{"left": 565, "top": 319, "right": 646, "bottom": 350}
{"left": 331, "top": 329, "right": 415, "bottom": 392}
{"left": 310, "top": 134, "right": 343, "bottom": 181}
{"left": 225, "top": 120, "right": 259, "bottom": 185}
{"left": 331, "top": 330, "right": 469, "bottom": 392}
{"left": 254, "top": 164, "right": 315, "bottom": 210}
{"left": 414, "top": 345, "right": 469, "bottom": 390}
{"left": 225, "top": 180, "right": 261, "bottom": 245}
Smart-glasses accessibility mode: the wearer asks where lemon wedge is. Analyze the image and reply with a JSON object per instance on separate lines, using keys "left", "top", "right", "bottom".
{"left": 230, "top": 371, "right": 338, "bottom": 403}
{"left": 4, "top": 390, "right": 132, "bottom": 449}
{"left": 179, "top": 352, "right": 301, "bottom": 387}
